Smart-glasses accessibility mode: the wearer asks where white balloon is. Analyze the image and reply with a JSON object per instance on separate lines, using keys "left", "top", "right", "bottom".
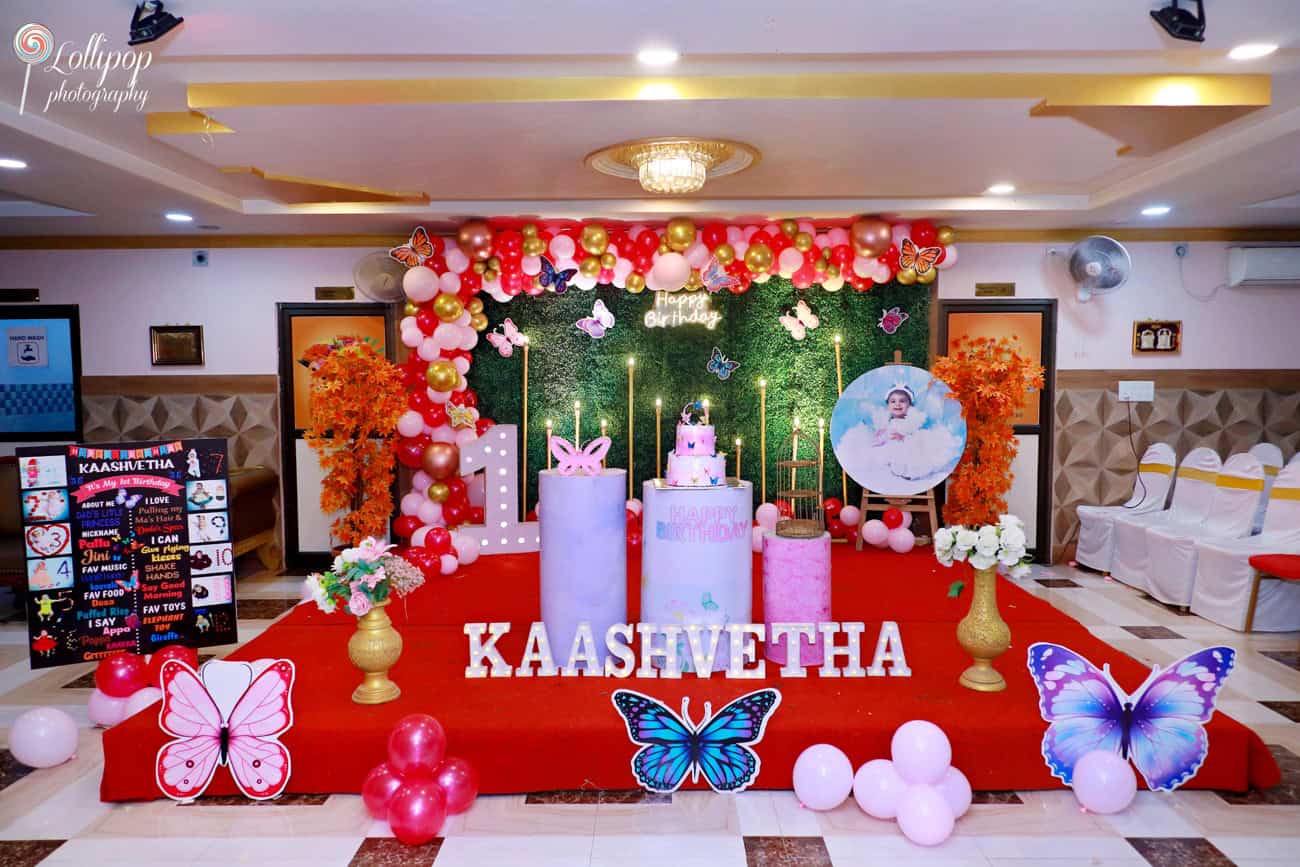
{"left": 625, "top": 498, "right": 643, "bottom": 515}
{"left": 440, "top": 554, "right": 459, "bottom": 575}
{"left": 935, "top": 244, "right": 958, "bottom": 270}
{"left": 456, "top": 534, "right": 481, "bottom": 565}
{"left": 572, "top": 273, "right": 599, "bottom": 291}
{"left": 853, "top": 256, "right": 875, "bottom": 278}
{"left": 839, "top": 505, "right": 862, "bottom": 526}
{"left": 521, "top": 255, "right": 542, "bottom": 276}
{"left": 400, "top": 328, "right": 423, "bottom": 349}
{"left": 428, "top": 388, "right": 451, "bottom": 404}
{"left": 439, "top": 272, "right": 461, "bottom": 295}
{"left": 434, "top": 323, "right": 461, "bottom": 350}
{"left": 123, "top": 686, "right": 163, "bottom": 719}
{"left": 87, "top": 688, "right": 128, "bottom": 728}
{"left": 410, "top": 526, "right": 430, "bottom": 547}
{"left": 402, "top": 267, "right": 438, "bottom": 302}
{"left": 549, "top": 235, "right": 576, "bottom": 260}
{"left": 417, "top": 337, "right": 440, "bottom": 361}
{"left": 397, "top": 410, "right": 425, "bottom": 438}
{"left": 9, "top": 708, "right": 78, "bottom": 768}
{"left": 452, "top": 356, "right": 471, "bottom": 375}
{"left": 823, "top": 275, "right": 845, "bottom": 293}
{"left": 445, "top": 246, "right": 470, "bottom": 274}
{"left": 778, "top": 247, "right": 804, "bottom": 277}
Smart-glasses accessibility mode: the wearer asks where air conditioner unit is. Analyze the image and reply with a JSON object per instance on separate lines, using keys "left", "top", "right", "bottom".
{"left": 1227, "top": 246, "right": 1300, "bottom": 286}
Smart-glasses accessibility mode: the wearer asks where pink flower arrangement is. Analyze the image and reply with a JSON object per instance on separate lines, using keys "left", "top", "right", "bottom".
{"left": 304, "top": 537, "right": 425, "bottom": 616}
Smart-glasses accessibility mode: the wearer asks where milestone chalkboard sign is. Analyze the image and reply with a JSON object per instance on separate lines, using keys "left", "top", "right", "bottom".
{"left": 16, "top": 438, "right": 238, "bottom": 668}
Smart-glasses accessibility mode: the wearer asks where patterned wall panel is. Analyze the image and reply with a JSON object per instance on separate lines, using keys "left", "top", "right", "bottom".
{"left": 1052, "top": 385, "right": 1299, "bottom": 562}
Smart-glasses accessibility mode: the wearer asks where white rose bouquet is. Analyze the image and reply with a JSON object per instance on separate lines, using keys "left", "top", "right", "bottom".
{"left": 933, "top": 515, "right": 1032, "bottom": 579}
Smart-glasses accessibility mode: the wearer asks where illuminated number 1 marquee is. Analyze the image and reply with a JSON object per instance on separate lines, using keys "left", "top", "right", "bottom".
{"left": 459, "top": 424, "right": 539, "bottom": 555}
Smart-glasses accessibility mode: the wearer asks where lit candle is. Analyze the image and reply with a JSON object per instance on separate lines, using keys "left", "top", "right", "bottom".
{"left": 545, "top": 418, "right": 553, "bottom": 470}
{"left": 627, "top": 357, "right": 635, "bottom": 498}
{"left": 833, "top": 333, "right": 846, "bottom": 504}
{"left": 735, "top": 437, "right": 742, "bottom": 481}
{"left": 600, "top": 418, "right": 608, "bottom": 468}
{"left": 574, "top": 400, "right": 581, "bottom": 447}
{"left": 702, "top": 397, "right": 710, "bottom": 426}
{"left": 818, "top": 417, "right": 825, "bottom": 499}
{"left": 792, "top": 415, "right": 800, "bottom": 489}
{"left": 655, "top": 397, "right": 663, "bottom": 478}
{"left": 522, "top": 335, "right": 530, "bottom": 514}
{"left": 759, "top": 379, "right": 767, "bottom": 504}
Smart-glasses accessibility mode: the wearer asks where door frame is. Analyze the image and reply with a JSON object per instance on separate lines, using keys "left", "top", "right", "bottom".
{"left": 937, "top": 299, "right": 1056, "bottom": 562}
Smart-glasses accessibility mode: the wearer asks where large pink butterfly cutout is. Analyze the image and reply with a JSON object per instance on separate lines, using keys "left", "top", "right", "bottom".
{"left": 486, "top": 318, "right": 527, "bottom": 357}
{"left": 549, "top": 435, "right": 611, "bottom": 476}
{"left": 155, "top": 659, "right": 295, "bottom": 802}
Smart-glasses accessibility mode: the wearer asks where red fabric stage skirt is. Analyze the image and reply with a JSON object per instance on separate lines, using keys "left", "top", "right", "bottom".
{"left": 100, "top": 547, "right": 1280, "bottom": 801}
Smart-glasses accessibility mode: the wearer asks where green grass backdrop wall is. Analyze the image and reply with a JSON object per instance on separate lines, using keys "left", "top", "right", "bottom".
{"left": 474, "top": 278, "right": 930, "bottom": 512}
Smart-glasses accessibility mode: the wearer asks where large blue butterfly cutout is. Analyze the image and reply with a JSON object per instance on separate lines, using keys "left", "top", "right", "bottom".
{"left": 706, "top": 346, "right": 740, "bottom": 381}
{"left": 538, "top": 256, "right": 577, "bottom": 294}
{"left": 1026, "top": 642, "right": 1235, "bottom": 792}
{"left": 611, "top": 688, "right": 781, "bottom": 793}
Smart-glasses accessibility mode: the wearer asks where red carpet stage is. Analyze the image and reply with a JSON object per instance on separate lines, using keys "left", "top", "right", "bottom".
{"left": 101, "top": 548, "right": 1280, "bottom": 801}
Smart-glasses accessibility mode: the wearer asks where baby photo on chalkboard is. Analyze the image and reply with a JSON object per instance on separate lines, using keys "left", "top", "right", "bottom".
{"left": 24, "top": 522, "right": 71, "bottom": 558}
{"left": 22, "top": 489, "right": 69, "bottom": 523}
{"left": 188, "top": 512, "right": 230, "bottom": 544}
{"left": 28, "top": 557, "right": 74, "bottom": 591}
{"left": 185, "top": 479, "right": 228, "bottom": 511}
{"left": 19, "top": 455, "right": 67, "bottom": 490}
{"left": 189, "top": 542, "right": 233, "bottom": 576}
{"left": 191, "top": 574, "right": 233, "bottom": 606}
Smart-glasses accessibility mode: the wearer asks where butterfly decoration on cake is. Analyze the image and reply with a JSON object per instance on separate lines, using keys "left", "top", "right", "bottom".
{"left": 779, "top": 300, "right": 820, "bottom": 341}
{"left": 447, "top": 402, "right": 478, "bottom": 430}
{"left": 706, "top": 347, "right": 740, "bottom": 381}
{"left": 899, "top": 238, "right": 942, "bottom": 275}
{"left": 486, "top": 318, "right": 528, "bottom": 358}
{"left": 878, "top": 306, "right": 909, "bottom": 335}
{"left": 538, "top": 257, "right": 577, "bottom": 294}
{"left": 388, "top": 226, "right": 435, "bottom": 268}
{"left": 701, "top": 257, "right": 740, "bottom": 294}
{"left": 576, "top": 299, "right": 615, "bottom": 339}
{"left": 1026, "top": 642, "right": 1235, "bottom": 792}
{"left": 611, "top": 688, "right": 781, "bottom": 793}
{"left": 156, "top": 659, "right": 296, "bottom": 802}
{"left": 549, "top": 435, "right": 611, "bottom": 476}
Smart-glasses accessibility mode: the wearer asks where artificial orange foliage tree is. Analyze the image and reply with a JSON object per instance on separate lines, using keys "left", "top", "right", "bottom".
{"left": 302, "top": 338, "right": 407, "bottom": 546}
{"left": 931, "top": 336, "right": 1045, "bottom": 527}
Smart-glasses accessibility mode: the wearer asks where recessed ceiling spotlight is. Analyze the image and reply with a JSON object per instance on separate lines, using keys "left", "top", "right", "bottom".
{"left": 1141, "top": 204, "right": 1172, "bottom": 217}
{"left": 636, "top": 47, "right": 679, "bottom": 66}
{"left": 165, "top": 211, "right": 194, "bottom": 222}
{"left": 0, "top": 157, "right": 28, "bottom": 170}
{"left": 985, "top": 182, "right": 1016, "bottom": 195}
{"left": 1228, "top": 43, "right": 1278, "bottom": 61}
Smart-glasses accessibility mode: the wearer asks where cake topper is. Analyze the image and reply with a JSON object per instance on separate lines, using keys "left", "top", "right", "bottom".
{"left": 679, "top": 400, "right": 710, "bottom": 426}
{"left": 549, "top": 435, "right": 611, "bottom": 476}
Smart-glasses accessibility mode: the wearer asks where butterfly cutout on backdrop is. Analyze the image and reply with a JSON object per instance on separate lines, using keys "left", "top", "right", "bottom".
{"left": 486, "top": 318, "right": 527, "bottom": 358}
{"left": 156, "top": 659, "right": 295, "bottom": 802}
{"left": 115, "top": 571, "right": 139, "bottom": 593}
{"left": 1026, "top": 642, "right": 1235, "bottom": 792}
{"left": 779, "top": 299, "right": 820, "bottom": 341}
{"left": 388, "top": 226, "right": 435, "bottom": 268}
{"left": 447, "top": 403, "right": 477, "bottom": 430}
{"left": 899, "top": 238, "right": 942, "bottom": 275}
{"left": 611, "top": 688, "right": 781, "bottom": 793}
{"left": 549, "top": 435, "right": 611, "bottom": 476}
{"left": 878, "top": 306, "right": 910, "bottom": 335}
{"left": 114, "top": 488, "right": 143, "bottom": 510}
{"left": 707, "top": 346, "right": 740, "bottom": 381}
{"left": 576, "top": 299, "right": 615, "bottom": 339}
{"left": 539, "top": 257, "right": 577, "bottom": 294}
{"left": 701, "top": 257, "right": 740, "bottom": 294}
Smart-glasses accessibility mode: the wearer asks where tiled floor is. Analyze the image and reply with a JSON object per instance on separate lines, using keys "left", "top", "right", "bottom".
{"left": 0, "top": 563, "right": 1296, "bottom": 866}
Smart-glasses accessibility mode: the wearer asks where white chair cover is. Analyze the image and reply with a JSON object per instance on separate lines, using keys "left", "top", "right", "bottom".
{"left": 1249, "top": 443, "right": 1285, "bottom": 534}
{"left": 1075, "top": 442, "right": 1177, "bottom": 572}
{"left": 1144, "top": 453, "right": 1264, "bottom": 606}
{"left": 1191, "top": 457, "right": 1300, "bottom": 631}
{"left": 1110, "top": 447, "right": 1221, "bottom": 592}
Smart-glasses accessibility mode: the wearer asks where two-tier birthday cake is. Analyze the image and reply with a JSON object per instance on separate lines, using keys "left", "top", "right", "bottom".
{"left": 665, "top": 402, "right": 727, "bottom": 487}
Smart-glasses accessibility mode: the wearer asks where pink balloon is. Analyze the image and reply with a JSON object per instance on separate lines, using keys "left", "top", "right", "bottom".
{"left": 430, "top": 424, "right": 456, "bottom": 444}
{"left": 387, "top": 780, "right": 447, "bottom": 845}
{"left": 651, "top": 252, "right": 690, "bottom": 292}
{"left": 410, "top": 525, "right": 431, "bottom": 548}
{"left": 439, "top": 554, "right": 459, "bottom": 575}
{"left": 937, "top": 766, "right": 972, "bottom": 818}
{"left": 433, "top": 323, "right": 461, "bottom": 350}
{"left": 454, "top": 428, "right": 477, "bottom": 446}
{"left": 792, "top": 744, "right": 854, "bottom": 811}
{"left": 400, "top": 328, "right": 422, "bottom": 349}
{"left": 412, "top": 471, "right": 433, "bottom": 493}
{"left": 434, "top": 756, "right": 480, "bottom": 815}
{"left": 861, "top": 519, "right": 889, "bottom": 547}
{"left": 838, "top": 506, "right": 861, "bottom": 527}
{"left": 896, "top": 784, "right": 955, "bottom": 846}
{"left": 935, "top": 243, "right": 958, "bottom": 270}
{"left": 417, "top": 500, "right": 442, "bottom": 525}
{"left": 827, "top": 227, "right": 850, "bottom": 246}
{"left": 466, "top": 474, "right": 485, "bottom": 508}
{"left": 122, "top": 686, "right": 163, "bottom": 719}
{"left": 891, "top": 222, "right": 913, "bottom": 249}
{"left": 853, "top": 759, "right": 907, "bottom": 819}
{"left": 439, "top": 272, "right": 461, "bottom": 295}
{"left": 891, "top": 720, "right": 952, "bottom": 785}
{"left": 1071, "top": 750, "right": 1136, "bottom": 814}
{"left": 852, "top": 256, "right": 875, "bottom": 278}
{"left": 457, "top": 328, "right": 477, "bottom": 352}
{"left": 428, "top": 388, "right": 451, "bottom": 404}
{"left": 684, "top": 242, "right": 711, "bottom": 269}
{"left": 444, "top": 246, "right": 470, "bottom": 274}
{"left": 888, "top": 527, "right": 916, "bottom": 553}
{"left": 900, "top": 511, "right": 913, "bottom": 529}
{"left": 387, "top": 714, "right": 447, "bottom": 779}
{"left": 549, "top": 235, "right": 576, "bottom": 260}
{"left": 403, "top": 267, "right": 438, "bottom": 302}
{"left": 455, "top": 531, "right": 481, "bottom": 565}
{"left": 778, "top": 247, "right": 805, "bottom": 276}
{"left": 400, "top": 492, "right": 424, "bottom": 516}
{"left": 452, "top": 356, "right": 471, "bottom": 375}
{"left": 362, "top": 762, "right": 406, "bottom": 820}
{"left": 415, "top": 337, "right": 439, "bottom": 362}
{"left": 397, "top": 410, "right": 425, "bottom": 439}
{"left": 873, "top": 262, "right": 892, "bottom": 284}
{"left": 9, "top": 707, "right": 78, "bottom": 769}
{"left": 87, "top": 688, "right": 129, "bottom": 728}
{"left": 755, "top": 503, "right": 780, "bottom": 531}
{"left": 521, "top": 255, "right": 542, "bottom": 276}
{"left": 751, "top": 525, "right": 765, "bottom": 553}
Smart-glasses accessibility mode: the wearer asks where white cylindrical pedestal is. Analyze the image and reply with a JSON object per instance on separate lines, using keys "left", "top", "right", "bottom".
{"left": 762, "top": 531, "right": 831, "bottom": 666}
{"left": 539, "top": 469, "right": 627, "bottom": 670}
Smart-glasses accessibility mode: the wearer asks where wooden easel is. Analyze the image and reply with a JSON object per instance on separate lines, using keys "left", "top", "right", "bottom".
{"left": 854, "top": 350, "right": 941, "bottom": 549}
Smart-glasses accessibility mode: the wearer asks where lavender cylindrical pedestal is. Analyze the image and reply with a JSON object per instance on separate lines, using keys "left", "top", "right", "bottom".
{"left": 762, "top": 531, "right": 831, "bottom": 666}
{"left": 539, "top": 469, "right": 627, "bottom": 670}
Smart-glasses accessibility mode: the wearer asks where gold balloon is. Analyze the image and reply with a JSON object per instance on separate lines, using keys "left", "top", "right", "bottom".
{"left": 626, "top": 272, "right": 646, "bottom": 293}
{"left": 433, "top": 293, "right": 464, "bottom": 322}
{"left": 814, "top": 258, "right": 828, "bottom": 274}
{"left": 896, "top": 266, "right": 918, "bottom": 285}
{"left": 457, "top": 219, "right": 494, "bottom": 261}
{"left": 483, "top": 268, "right": 498, "bottom": 283}
{"left": 665, "top": 217, "right": 696, "bottom": 252}
{"left": 420, "top": 441, "right": 460, "bottom": 481}
{"left": 684, "top": 270, "right": 703, "bottom": 291}
{"left": 917, "top": 267, "right": 937, "bottom": 284}
{"left": 523, "top": 237, "right": 546, "bottom": 256}
{"left": 521, "top": 223, "right": 538, "bottom": 238}
{"left": 427, "top": 482, "right": 450, "bottom": 503}
{"left": 825, "top": 263, "right": 840, "bottom": 279}
{"left": 714, "top": 243, "right": 735, "bottom": 265}
{"left": 794, "top": 231, "right": 814, "bottom": 252}
{"left": 851, "top": 216, "right": 892, "bottom": 258}
{"left": 425, "top": 360, "right": 459, "bottom": 392}
{"left": 487, "top": 256, "right": 500, "bottom": 271}
{"left": 936, "top": 225, "right": 957, "bottom": 246}
{"left": 580, "top": 224, "right": 609, "bottom": 255}
{"left": 579, "top": 256, "right": 602, "bottom": 278}
{"left": 780, "top": 219, "right": 799, "bottom": 237}
{"left": 403, "top": 301, "right": 420, "bottom": 317}
{"left": 744, "top": 242, "right": 774, "bottom": 273}
{"left": 753, "top": 272, "right": 771, "bottom": 284}
{"left": 472, "top": 261, "right": 486, "bottom": 275}
{"left": 470, "top": 313, "right": 489, "bottom": 331}
{"left": 657, "top": 240, "right": 670, "bottom": 255}
{"left": 466, "top": 297, "right": 484, "bottom": 315}
{"left": 600, "top": 251, "right": 617, "bottom": 269}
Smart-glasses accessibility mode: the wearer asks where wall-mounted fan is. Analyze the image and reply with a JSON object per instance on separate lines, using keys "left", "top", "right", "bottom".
{"left": 1056, "top": 235, "right": 1132, "bottom": 302}
{"left": 352, "top": 251, "right": 408, "bottom": 303}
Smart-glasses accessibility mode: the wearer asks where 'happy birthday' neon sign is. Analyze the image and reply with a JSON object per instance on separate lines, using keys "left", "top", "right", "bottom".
{"left": 643, "top": 293, "right": 722, "bottom": 330}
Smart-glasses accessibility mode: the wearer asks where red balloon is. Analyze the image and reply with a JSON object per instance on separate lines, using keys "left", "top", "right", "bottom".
{"left": 409, "top": 390, "right": 432, "bottom": 413}
{"left": 822, "top": 497, "right": 843, "bottom": 519}
{"left": 443, "top": 501, "right": 466, "bottom": 527}
{"left": 468, "top": 506, "right": 484, "bottom": 524}
{"left": 426, "top": 527, "right": 452, "bottom": 555}
{"left": 884, "top": 244, "right": 900, "bottom": 271}
{"left": 415, "top": 309, "right": 438, "bottom": 335}
{"left": 526, "top": 509, "right": 538, "bottom": 522}
{"left": 826, "top": 517, "right": 847, "bottom": 539}
{"left": 146, "top": 645, "right": 198, "bottom": 687}
{"left": 387, "top": 781, "right": 447, "bottom": 845}
{"left": 626, "top": 509, "right": 640, "bottom": 530}
{"left": 434, "top": 756, "right": 479, "bottom": 815}
{"left": 387, "top": 714, "right": 447, "bottom": 779}
{"left": 775, "top": 500, "right": 793, "bottom": 518}
{"left": 96, "top": 652, "right": 148, "bottom": 698}
{"left": 637, "top": 230, "right": 660, "bottom": 254}
{"left": 445, "top": 477, "right": 467, "bottom": 499}
{"left": 475, "top": 418, "right": 495, "bottom": 437}
{"left": 831, "top": 244, "right": 855, "bottom": 267}
{"left": 883, "top": 507, "right": 905, "bottom": 529}
{"left": 396, "top": 435, "right": 431, "bottom": 469}
{"left": 403, "top": 547, "right": 439, "bottom": 574}
{"left": 361, "top": 762, "right": 406, "bottom": 820}
{"left": 450, "top": 389, "right": 477, "bottom": 409}
{"left": 751, "top": 230, "right": 772, "bottom": 247}
{"left": 627, "top": 531, "right": 642, "bottom": 548}
{"left": 911, "top": 219, "right": 937, "bottom": 247}
{"left": 422, "top": 402, "right": 448, "bottom": 428}
{"left": 393, "top": 515, "right": 421, "bottom": 539}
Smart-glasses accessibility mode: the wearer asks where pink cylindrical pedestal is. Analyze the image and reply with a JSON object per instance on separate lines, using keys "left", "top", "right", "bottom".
{"left": 762, "top": 531, "right": 831, "bottom": 666}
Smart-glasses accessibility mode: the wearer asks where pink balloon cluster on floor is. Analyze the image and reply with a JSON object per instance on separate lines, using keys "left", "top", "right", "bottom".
{"left": 861, "top": 508, "right": 915, "bottom": 553}
{"left": 1071, "top": 750, "right": 1136, "bottom": 814}
{"left": 361, "top": 713, "right": 479, "bottom": 846}
{"left": 87, "top": 646, "right": 198, "bottom": 728}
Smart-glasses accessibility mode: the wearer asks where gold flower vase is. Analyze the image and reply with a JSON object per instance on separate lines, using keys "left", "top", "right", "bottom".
{"left": 348, "top": 598, "right": 402, "bottom": 704}
{"left": 956, "top": 565, "right": 1011, "bottom": 692}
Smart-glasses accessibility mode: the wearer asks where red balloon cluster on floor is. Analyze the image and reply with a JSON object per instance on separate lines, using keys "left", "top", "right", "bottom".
{"left": 88, "top": 646, "right": 199, "bottom": 728}
{"left": 362, "top": 713, "right": 479, "bottom": 846}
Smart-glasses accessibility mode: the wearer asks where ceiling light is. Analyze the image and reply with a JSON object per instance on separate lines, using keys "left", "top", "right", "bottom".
{"left": 129, "top": 1, "right": 184, "bottom": 45}
{"left": 1228, "top": 43, "right": 1278, "bottom": 61}
{"left": 1141, "top": 205, "right": 1172, "bottom": 217}
{"left": 586, "top": 137, "right": 759, "bottom": 195}
{"left": 165, "top": 211, "right": 193, "bottom": 222}
{"left": 985, "top": 182, "right": 1016, "bottom": 195}
{"left": 636, "top": 48, "right": 679, "bottom": 66}
{"left": 0, "top": 158, "right": 27, "bottom": 170}
{"left": 1150, "top": 0, "right": 1205, "bottom": 43}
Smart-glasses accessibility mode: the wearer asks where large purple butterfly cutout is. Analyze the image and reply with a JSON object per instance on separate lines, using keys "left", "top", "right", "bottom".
{"left": 1026, "top": 642, "right": 1235, "bottom": 792}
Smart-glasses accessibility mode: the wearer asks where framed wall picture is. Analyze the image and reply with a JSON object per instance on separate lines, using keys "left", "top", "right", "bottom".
{"left": 1132, "top": 320, "right": 1181, "bottom": 355}
{"left": 1, "top": 304, "right": 82, "bottom": 442}
{"left": 150, "top": 325, "right": 205, "bottom": 366}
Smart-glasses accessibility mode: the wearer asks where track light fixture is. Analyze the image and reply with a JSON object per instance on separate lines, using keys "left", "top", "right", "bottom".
{"left": 128, "top": 1, "right": 184, "bottom": 46}
{"left": 1150, "top": 0, "right": 1206, "bottom": 43}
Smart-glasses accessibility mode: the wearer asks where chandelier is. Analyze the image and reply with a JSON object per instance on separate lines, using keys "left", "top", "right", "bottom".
{"left": 586, "top": 138, "right": 759, "bottom": 195}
